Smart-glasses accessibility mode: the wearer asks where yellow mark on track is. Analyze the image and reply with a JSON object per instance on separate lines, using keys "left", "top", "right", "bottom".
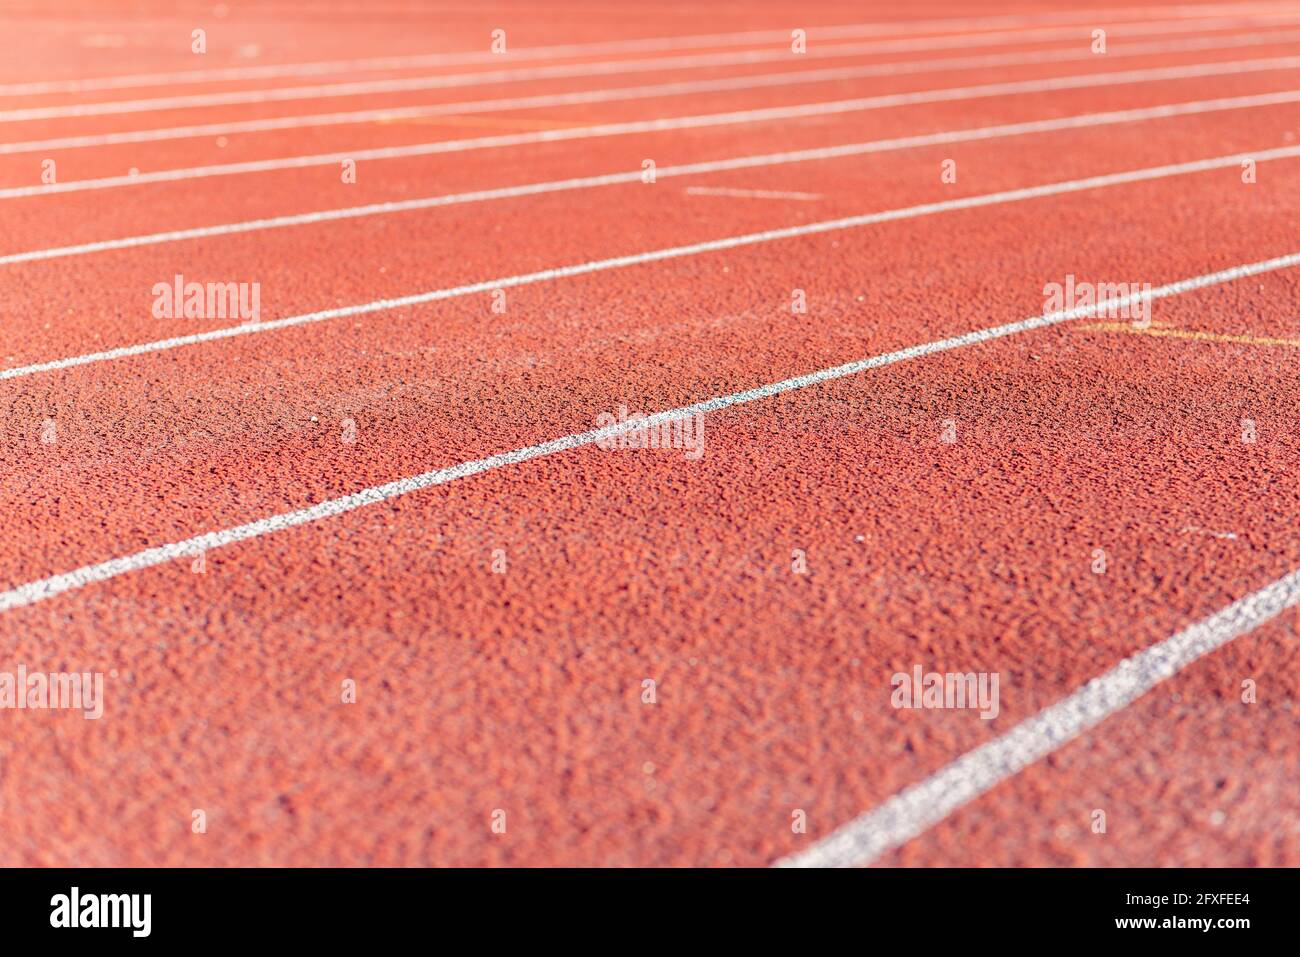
{"left": 1081, "top": 320, "right": 1300, "bottom": 348}
{"left": 1181, "top": 525, "right": 1239, "bottom": 540}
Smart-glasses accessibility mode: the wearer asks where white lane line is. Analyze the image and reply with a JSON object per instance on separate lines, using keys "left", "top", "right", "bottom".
{"left": 684, "top": 187, "right": 825, "bottom": 200}
{"left": 777, "top": 563, "right": 1300, "bottom": 868}
{"left": 7, "top": 88, "right": 1300, "bottom": 267}
{"left": 7, "top": 14, "right": 1300, "bottom": 123}
{"left": 5, "top": 142, "right": 1300, "bottom": 383}
{"left": 7, "top": 54, "right": 1300, "bottom": 201}
{"left": 2, "top": 3, "right": 1282, "bottom": 95}
{"left": 10, "top": 26, "right": 1300, "bottom": 156}
{"left": 2, "top": 250, "right": 1296, "bottom": 615}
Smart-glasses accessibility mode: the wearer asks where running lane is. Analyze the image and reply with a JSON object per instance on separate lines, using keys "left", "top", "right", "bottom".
{"left": 2, "top": 129, "right": 1297, "bottom": 575}
{"left": 5, "top": 53, "right": 1300, "bottom": 250}
{"left": 1, "top": 267, "right": 1297, "bottom": 865}
{"left": 3, "top": 80, "right": 1300, "bottom": 354}
{"left": 1, "top": 126, "right": 1297, "bottom": 864}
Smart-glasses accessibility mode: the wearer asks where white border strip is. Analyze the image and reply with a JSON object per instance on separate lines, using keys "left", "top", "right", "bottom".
{"left": 2, "top": 3, "right": 1286, "bottom": 95}
{"left": 7, "top": 54, "right": 1300, "bottom": 201}
{"left": 7, "top": 89, "right": 1300, "bottom": 267}
{"left": 777, "top": 563, "right": 1300, "bottom": 867}
{"left": 2, "top": 250, "right": 1297, "bottom": 614}
{"left": 5, "top": 142, "right": 1300, "bottom": 382}
{"left": 9, "top": 26, "right": 1300, "bottom": 157}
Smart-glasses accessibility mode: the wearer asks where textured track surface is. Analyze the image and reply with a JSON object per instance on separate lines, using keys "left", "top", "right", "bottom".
{"left": 1, "top": 0, "right": 1297, "bottom": 867}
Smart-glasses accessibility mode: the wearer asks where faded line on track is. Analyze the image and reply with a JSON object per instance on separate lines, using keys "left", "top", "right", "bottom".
{"left": 8, "top": 14, "right": 1300, "bottom": 122}
{"left": 2, "top": 3, "right": 1279, "bottom": 95}
{"left": 683, "top": 186, "right": 824, "bottom": 200}
{"left": 2, "top": 251, "right": 1297, "bottom": 614}
{"left": 777, "top": 563, "right": 1300, "bottom": 868}
{"left": 1083, "top": 320, "right": 1300, "bottom": 347}
{"left": 7, "top": 53, "right": 1300, "bottom": 200}
{"left": 7, "top": 89, "right": 1300, "bottom": 266}
{"left": 12, "top": 27, "right": 1300, "bottom": 156}
{"left": 5, "top": 144, "right": 1300, "bottom": 384}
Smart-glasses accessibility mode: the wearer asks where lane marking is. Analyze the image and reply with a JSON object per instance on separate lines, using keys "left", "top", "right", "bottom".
{"left": 6, "top": 54, "right": 1300, "bottom": 200}
{"left": 1, "top": 251, "right": 1297, "bottom": 615}
{"left": 776, "top": 562, "right": 1300, "bottom": 867}
{"left": 5, "top": 143, "right": 1300, "bottom": 381}
{"left": 2, "top": 3, "right": 1284, "bottom": 95}
{"left": 10, "top": 25, "right": 1300, "bottom": 156}
{"left": 683, "top": 186, "right": 825, "bottom": 200}
{"left": 1082, "top": 319, "right": 1300, "bottom": 347}
{"left": 7, "top": 87, "right": 1300, "bottom": 267}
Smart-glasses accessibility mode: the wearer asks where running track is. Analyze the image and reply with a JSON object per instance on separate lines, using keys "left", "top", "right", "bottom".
{"left": 1, "top": 0, "right": 1297, "bottom": 867}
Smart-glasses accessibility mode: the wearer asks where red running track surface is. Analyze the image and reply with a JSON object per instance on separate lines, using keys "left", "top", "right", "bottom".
{"left": 0, "top": 0, "right": 1297, "bottom": 867}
